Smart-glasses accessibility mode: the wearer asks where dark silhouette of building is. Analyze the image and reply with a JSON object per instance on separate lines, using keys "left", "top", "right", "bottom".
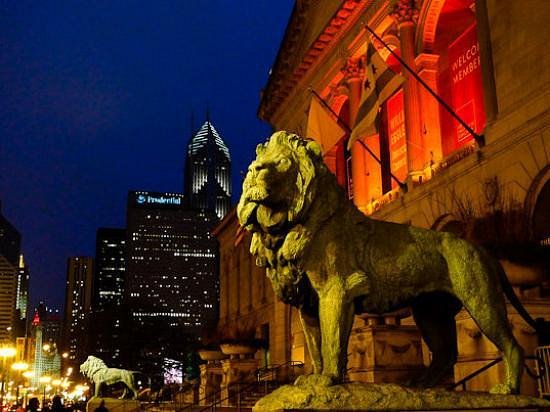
{"left": 0, "top": 202, "right": 21, "bottom": 268}
{"left": 86, "top": 228, "right": 127, "bottom": 367}
{"left": 94, "top": 228, "right": 126, "bottom": 309}
{"left": 126, "top": 191, "right": 219, "bottom": 329}
{"left": 184, "top": 118, "right": 232, "bottom": 220}
{"left": 125, "top": 191, "right": 219, "bottom": 378}
{"left": 63, "top": 256, "right": 93, "bottom": 366}
{"left": 0, "top": 204, "right": 21, "bottom": 343}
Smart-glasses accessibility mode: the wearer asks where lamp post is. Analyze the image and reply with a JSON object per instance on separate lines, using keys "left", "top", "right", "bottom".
{"left": 22, "top": 372, "right": 34, "bottom": 407}
{"left": 39, "top": 376, "right": 51, "bottom": 409}
{"left": 11, "top": 362, "right": 28, "bottom": 405}
{"left": 0, "top": 347, "right": 17, "bottom": 409}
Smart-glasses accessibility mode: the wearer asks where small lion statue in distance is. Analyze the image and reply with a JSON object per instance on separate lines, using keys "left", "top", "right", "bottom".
{"left": 80, "top": 355, "right": 139, "bottom": 399}
{"left": 237, "top": 131, "right": 539, "bottom": 394}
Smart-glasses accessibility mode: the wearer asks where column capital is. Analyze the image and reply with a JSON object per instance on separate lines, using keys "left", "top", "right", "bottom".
{"left": 342, "top": 56, "right": 365, "bottom": 82}
{"left": 391, "top": 0, "right": 419, "bottom": 26}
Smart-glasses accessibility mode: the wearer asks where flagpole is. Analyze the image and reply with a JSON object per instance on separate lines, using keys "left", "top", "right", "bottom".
{"left": 364, "top": 24, "right": 485, "bottom": 147}
{"left": 309, "top": 88, "right": 408, "bottom": 193}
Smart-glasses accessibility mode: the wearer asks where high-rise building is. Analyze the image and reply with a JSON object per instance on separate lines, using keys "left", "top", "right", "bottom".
{"left": 0, "top": 204, "right": 21, "bottom": 268}
{"left": 0, "top": 205, "right": 20, "bottom": 344}
{"left": 87, "top": 228, "right": 127, "bottom": 368}
{"left": 94, "top": 228, "right": 126, "bottom": 310}
{"left": 126, "top": 191, "right": 219, "bottom": 331}
{"left": 63, "top": 256, "right": 93, "bottom": 366}
{"left": 184, "top": 118, "right": 232, "bottom": 219}
{"left": 0, "top": 255, "right": 17, "bottom": 344}
{"left": 15, "top": 254, "right": 29, "bottom": 321}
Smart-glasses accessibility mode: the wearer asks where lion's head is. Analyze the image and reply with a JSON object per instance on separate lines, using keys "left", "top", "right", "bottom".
{"left": 80, "top": 355, "right": 107, "bottom": 378}
{"left": 237, "top": 131, "right": 324, "bottom": 234}
{"left": 237, "top": 132, "right": 334, "bottom": 307}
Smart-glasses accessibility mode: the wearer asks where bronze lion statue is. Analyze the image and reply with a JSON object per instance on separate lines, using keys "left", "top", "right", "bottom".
{"left": 237, "top": 131, "right": 537, "bottom": 394}
{"left": 80, "top": 356, "right": 139, "bottom": 399}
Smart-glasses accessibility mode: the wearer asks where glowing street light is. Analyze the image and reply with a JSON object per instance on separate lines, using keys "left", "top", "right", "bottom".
{"left": 0, "top": 346, "right": 17, "bottom": 409}
{"left": 10, "top": 362, "right": 28, "bottom": 404}
{"left": 39, "top": 376, "right": 51, "bottom": 407}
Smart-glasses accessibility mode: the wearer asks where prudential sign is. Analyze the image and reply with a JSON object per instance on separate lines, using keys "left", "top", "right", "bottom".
{"left": 136, "top": 194, "right": 182, "bottom": 206}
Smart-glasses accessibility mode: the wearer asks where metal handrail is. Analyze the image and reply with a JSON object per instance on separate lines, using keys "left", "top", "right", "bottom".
{"left": 256, "top": 360, "right": 304, "bottom": 381}
{"left": 448, "top": 355, "right": 538, "bottom": 391}
{"left": 448, "top": 357, "right": 502, "bottom": 391}
{"left": 175, "top": 360, "right": 303, "bottom": 411}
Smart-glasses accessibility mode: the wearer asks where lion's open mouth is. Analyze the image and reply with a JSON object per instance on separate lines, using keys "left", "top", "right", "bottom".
{"left": 237, "top": 199, "right": 260, "bottom": 228}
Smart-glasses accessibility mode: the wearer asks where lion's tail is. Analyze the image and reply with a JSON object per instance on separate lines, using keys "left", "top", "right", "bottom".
{"left": 496, "top": 260, "right": 538, "bottom": 331}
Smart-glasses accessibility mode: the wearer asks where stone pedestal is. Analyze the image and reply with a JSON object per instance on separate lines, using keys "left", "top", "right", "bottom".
{"left": 347, "top": 315, "right": 424, "bottom": 384}
{"left": 198, "top": 363, "right": 224, "bottom": 406}
{"left": 86, "top": 398, "right": 140, "bottom": 412}
{"left": 220, "top": 358, "right": 259, "bottom": 406}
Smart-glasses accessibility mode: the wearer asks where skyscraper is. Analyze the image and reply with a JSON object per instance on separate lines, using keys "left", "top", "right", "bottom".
{"left": 0, "top": 206, "right": 21, "bottom": 343}
{"left": 0, "top": 256, "right": 16, "bottom": 344}
{"left": 125, "top": 191, "right": 219, "bottom": 378}
{"left": 94, "top": 228, "right": 126, "bottom": 310}
{"left": 87, "top": 228, "right": 127, "bottom": 367}
{"left": 63, "top": 256, "right": 93, "bottom": 366}
{"left": 16, "top": 254, "right": 29, "bottom": 320}
{"left": 185, "top": 118, "right": 232, "bottom": 219}
{"left": 0, "top": 204, "right": 21, "bottom": 268}
{"left": 125, "top": 191, "right": 219, "bottom": 330}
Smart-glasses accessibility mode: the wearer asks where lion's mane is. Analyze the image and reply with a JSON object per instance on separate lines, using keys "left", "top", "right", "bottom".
{"left": 80, "top": 355, "right": 108, "bottom": 379}
{"left": 237, "top": 131, "right": 344, "bottom": 307}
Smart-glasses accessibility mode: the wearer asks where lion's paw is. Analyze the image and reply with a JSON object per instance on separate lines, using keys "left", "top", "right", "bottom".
{"left": 294, "top": 374, "right": 334, "bottom": 388}
{"left": 489, "top": 383, "right": 514, "bottom": 395}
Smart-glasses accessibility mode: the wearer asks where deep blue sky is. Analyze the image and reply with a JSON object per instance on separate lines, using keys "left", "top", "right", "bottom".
{"left": 0, "top": 1, "right": 294, "bottom": 310}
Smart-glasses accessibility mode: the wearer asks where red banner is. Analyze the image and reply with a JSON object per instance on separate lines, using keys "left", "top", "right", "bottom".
{"left": 386, "top": 90, "right": 407, "bottom": 188}
{"left": 448, "top": 23, "right": 486, "bottom": 147}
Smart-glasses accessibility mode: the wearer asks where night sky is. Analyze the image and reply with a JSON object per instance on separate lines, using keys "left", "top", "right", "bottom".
{"left": 0, "top": 1, "right": 294, "bottom": 310}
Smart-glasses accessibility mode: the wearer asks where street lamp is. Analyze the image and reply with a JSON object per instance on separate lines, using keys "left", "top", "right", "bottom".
{"left": 39, "top": 376, "right": 51, "bottom": 409}
{"left": 0, "top": 347, "right": 16, "bottom": 409}
{"left": 11, "top": 362, "right": 28, "bottom": 405}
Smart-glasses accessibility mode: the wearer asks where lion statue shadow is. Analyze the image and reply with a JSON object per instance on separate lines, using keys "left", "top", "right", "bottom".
{"left": 80, "top": 356, "right": 142, "bottom": 399}
{"left": 237, "top": 131, "right": 540, "bottom": 395}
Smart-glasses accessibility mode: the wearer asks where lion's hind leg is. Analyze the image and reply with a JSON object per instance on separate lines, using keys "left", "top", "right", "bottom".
{"left": 461, "top": 294, "right": 523, "bottom": 394}
{"left": 447, "top": 243, "right": 524, "bottom": 394}
{"left": 411, "top": 292, "right": 462, "bottom": 388}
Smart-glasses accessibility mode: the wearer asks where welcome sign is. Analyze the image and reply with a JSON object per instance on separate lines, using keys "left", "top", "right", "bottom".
{"left": 448, "top": 23, "right": 486, "bottom": 147}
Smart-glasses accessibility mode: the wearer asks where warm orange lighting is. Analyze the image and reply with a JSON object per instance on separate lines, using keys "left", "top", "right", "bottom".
{"left": 22, "top": 371, "right": 34, "bottom": 378}
{"left": 39, "top": 376, "right": 51, "bottom": 384}
{"left": 11, "top": 362, "right": 28, "bottom": 371}
{"left": 0, "top": 347, "right": 16, "bottom": 358}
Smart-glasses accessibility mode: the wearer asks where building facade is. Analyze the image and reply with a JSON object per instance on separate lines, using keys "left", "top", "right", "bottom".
{"left": 125, "top": 191, "right": 220, "bottom": 378}
{"left": 185, "top": 119, "right": 232, "bottom": 220}
{"left": 63, "top": 256, "right": 93, "bottom": 366}
{"left": 0, "top": 205, "right": 21, "bottom": 268}
{"left": 94, "top": 228, "right": 126, "bottom": 310}
{"left": 0, "top": 206, "right": 21, "bottom": 343}
{"left": 220, "top": 0, "right": 549, "bottom": 395}
{"left": 0, "top": 255, "right": 17, "bottom": 344}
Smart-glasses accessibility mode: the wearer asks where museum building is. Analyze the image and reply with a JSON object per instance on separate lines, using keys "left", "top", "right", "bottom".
{"left": 212, "top": 0, "right": 549, "bottom": 397}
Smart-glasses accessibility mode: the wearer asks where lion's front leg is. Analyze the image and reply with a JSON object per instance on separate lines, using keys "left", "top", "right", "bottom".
{"left": 299, "top": 306, "right": 322, "bottom": 374}
{"left": 318, "top": 285, "right": 355, "bottom": 384}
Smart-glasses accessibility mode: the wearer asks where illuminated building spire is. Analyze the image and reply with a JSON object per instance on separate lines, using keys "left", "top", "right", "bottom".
{"left": 184, "top": 113, "right": 231, "bottom": 219}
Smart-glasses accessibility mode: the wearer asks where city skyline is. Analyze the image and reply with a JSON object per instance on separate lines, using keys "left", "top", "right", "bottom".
{"left": 0, "top": 2, "right": 294, "bottom": 309}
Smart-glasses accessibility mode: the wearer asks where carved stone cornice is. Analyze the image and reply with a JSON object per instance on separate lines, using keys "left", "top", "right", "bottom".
{"left": 391, "top": 0, "right": 419, "bottom": 26}
{"left": 258, "top": 0, "right": 363, "bottom": 123}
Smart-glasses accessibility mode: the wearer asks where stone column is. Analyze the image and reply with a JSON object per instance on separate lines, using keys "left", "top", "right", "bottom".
{"left": 416, "top": 53, "right": 442, "bottom": 177}
{"left": 391, "top": 0, "right": 426, "bottom": 178}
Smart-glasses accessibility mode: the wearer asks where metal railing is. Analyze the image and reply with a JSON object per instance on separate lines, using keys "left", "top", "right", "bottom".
{"left": 173, "top": 360, "right": 304, "bottom": 411}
